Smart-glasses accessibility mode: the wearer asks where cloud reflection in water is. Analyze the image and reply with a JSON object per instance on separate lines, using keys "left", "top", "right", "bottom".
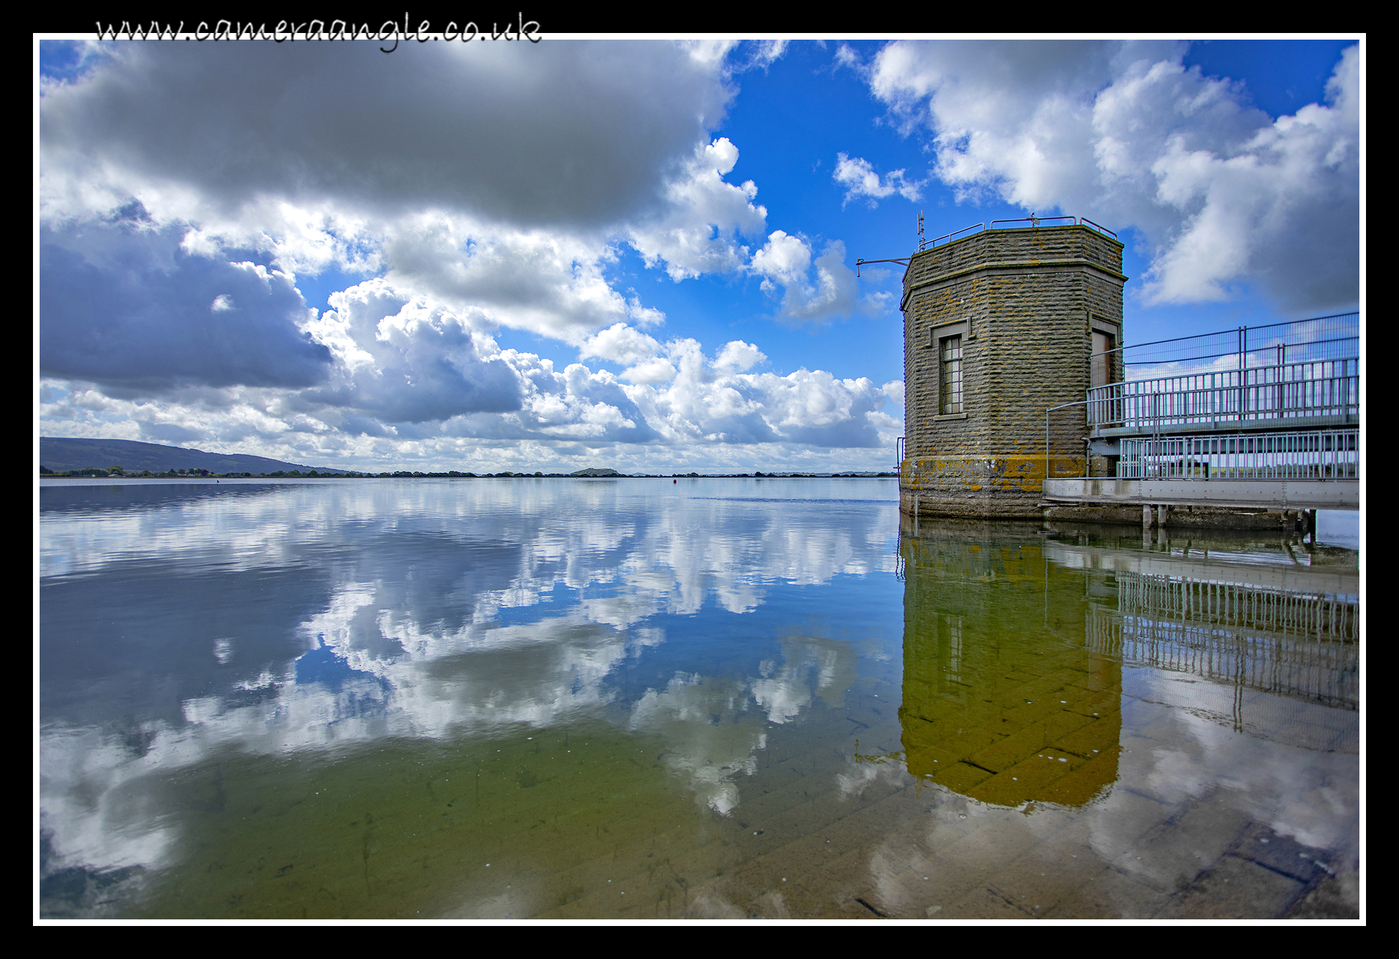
{"left": 40, "top": 478, "right": 899, "bottom": 881}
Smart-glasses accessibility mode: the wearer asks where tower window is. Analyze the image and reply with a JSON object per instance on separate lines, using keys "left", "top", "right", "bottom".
{"left": 940, "top": 335, "right": 963, "bottom": 414}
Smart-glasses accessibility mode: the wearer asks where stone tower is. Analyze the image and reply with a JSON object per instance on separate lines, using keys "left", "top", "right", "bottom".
{"left": 900, "top": 221, "right": 1127, "bottom": 518}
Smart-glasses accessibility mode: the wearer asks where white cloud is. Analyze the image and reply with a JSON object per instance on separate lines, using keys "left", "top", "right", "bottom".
{"left": 44, "top": 327, "right": 900, "bottom": 463}
{"left": 834, "top": 43, "right": 863, "bottom": 71}
{"left": 40, "top": 216, "right": 333, "bottom": 393}
{"left": 715, "top": 341, "right": 767, "bottom": 372}
{"left": 39, "top": 42, "right": 767, "bottom": 348}
{"left": 866, "top": 40, "right": 1360, "bottom": 313}
{"left": 628, "top": 137, "right": 769, "bottom": 281}
{"left": 40, "top": 40, "right": 731, "bottom": 231}
{"left": 301, "top": 279, "right": 524, "bottom": 424}
{"left": 39, "top": 43, "right": 780, "bottom": 378}
{"left": 746, "top": 39, "right": 790, "bottom": 70}
{"left": 752, "top": 233, "right": 866, "bottom": 322}
{"left": 791, "top": 242, "right": 863, "bottom": 321}
{"left": 378, "top": 211, "right": 634, "bottom": 343}
{"left": 39, "top": 233, "right": 902, "bottom": 465}
{"left": 833, "top": 153, "right": 925, "bottom": 206}
{"left": 881, "top": 380, "right": 905, "bottom": 410}
{"left": 38, "top": 40, "right": 902, "bottom": 472}
{"left": 752, "top": 230, "right": 811, "bottom": 290}
{"left": 580, "top": 323, "right": 665, "bottom": 367}
{"left": 621, "top": 357, "right": 679, "bottom": 386}
{"left": 678, "top": 38, "right": 741, "bottom": 67}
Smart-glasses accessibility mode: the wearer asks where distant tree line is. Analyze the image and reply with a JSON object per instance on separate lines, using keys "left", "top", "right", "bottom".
{"left": 40, "top": 465, "right": 896, "bottom": 479}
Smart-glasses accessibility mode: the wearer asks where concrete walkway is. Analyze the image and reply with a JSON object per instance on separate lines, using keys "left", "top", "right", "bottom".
{"left": 1043, "top": 477, "right": 1359, "bottom": 511}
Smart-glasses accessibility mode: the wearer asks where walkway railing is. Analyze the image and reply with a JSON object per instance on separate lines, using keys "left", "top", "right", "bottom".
{"left": 1087, "top": 606, "right": 1358, "bottom": 713}
{"left": 1086, "top": 567, "right": 1358, "bottom": 718}
{"left": 1107, "top": 313, "right": 1359, "bottom": 372}
{"left": 1089, "top": 357, "right": 1359, "bottom": 433}
{"left": 1117, "top": 429, "right": 1358, "bottom": 480}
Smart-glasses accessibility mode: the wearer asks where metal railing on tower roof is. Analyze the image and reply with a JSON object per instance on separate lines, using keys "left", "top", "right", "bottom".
{"left": 858, "top": 214, "right": 1119, "bottom": 273}
{"left": 921, "top": 214, "right": 1117, "bottom": 252}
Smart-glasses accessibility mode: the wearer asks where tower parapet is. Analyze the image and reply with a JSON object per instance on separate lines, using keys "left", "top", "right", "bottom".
{"left": 900, "top": 221, "right": 1127, "bottom": 518}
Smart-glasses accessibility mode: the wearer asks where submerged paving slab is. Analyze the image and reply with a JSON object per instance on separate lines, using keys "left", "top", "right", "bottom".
{"left": 1155, "top": 854, "right": 1309, "bottom": 919}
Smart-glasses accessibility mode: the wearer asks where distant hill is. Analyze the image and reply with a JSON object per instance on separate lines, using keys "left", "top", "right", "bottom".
{"left": 39, "top": 438, "right": 350, "bottom": 475}
{"left": 569, "top": 467, "right": 622, "bottom": 477}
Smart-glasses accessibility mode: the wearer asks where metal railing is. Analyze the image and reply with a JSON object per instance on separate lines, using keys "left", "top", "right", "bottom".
{"left": 920, "top": 214, "right": 1117, "bottom": 252}
{"left": 1086, "top": 571, "right": 1358, "bottom": 713}
{"left": 1117, "top": 429, "right": 1358, "bottom": 480}
{"left": 1089, "top": 611, "right": 1358, "bottom": 714}
{"left": 1088, "top": 357, "right": 1358, "bottom": 433}
{"left": 1097, "top": 313, "right": 1360, "bottom": 376}
{"left": 868, "top": 213, "right": 1122, "bottom": 275}
{"left": 987, "top": 214, "right": 1117, "bottom": 238}
{"left": 1113, "top": 572, "right": 1358, "bottom": 642}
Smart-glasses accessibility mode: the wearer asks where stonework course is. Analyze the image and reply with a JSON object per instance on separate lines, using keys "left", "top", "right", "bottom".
{"left": 900, "top": 224, "right": 1127, "bottom": 518}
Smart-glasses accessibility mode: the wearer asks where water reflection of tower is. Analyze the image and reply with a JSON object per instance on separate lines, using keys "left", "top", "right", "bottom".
{"left": 897, "top": 520, "right": 1123, "bottom": 808}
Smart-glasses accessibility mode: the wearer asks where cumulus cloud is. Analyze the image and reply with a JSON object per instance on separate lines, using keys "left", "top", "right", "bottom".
{"left": 39, "top": 214, "right": 333, "bottom": 393}
{"left": 715, "top": 341, "right": 766, "bottom": 372}
{"left": 38, "top": 40, "right": 770, "bottom": 343}
{"left": 376, "top": 211, "right": 639, "bottom": 342}
{"left": 414, "top": 333, "right": 889, "bottom": 451}
{"left": 628, "top": 137, "right": 769, "bottom": 281}
{"left": 752, "top": 230, "right": 810, "bottom": 290}
{"left": 43, "top": 298, "right": 896, "bottom": 460}
{"left": 608, "top": 341, "right": 890, "bottom": 449}
{"left": 40, "top": 40, "right": 730, "bottom": 231}
{"left": 38, "top": 40, "right": 903, "bottom": 471}
{"left": 833, "top": 153, "right": 925, "bottom": 206}
{"left": 752, "top": 233, "right": 867, "bottom": 322}
{"left": 301, "top": 280, "right": 524, "bottom": 425}
{"left": 580, "top": 323, "right": 666, "bottom": 368}
{"left": 38, "top": 43, "right": 775, "bottom": 361}
{"left": 866, "top": 40, "right": 1359, "bottom": 313}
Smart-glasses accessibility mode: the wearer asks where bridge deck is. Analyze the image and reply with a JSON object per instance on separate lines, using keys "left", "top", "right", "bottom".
{"left": 1042, "top": 477, "right": 1359, "bottom": 511}
{"left": 1073, "top": 356, "right": 1361, "bottom": 515}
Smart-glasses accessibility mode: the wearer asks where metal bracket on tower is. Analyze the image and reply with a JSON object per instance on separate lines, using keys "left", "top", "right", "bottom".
{"left": 857, "top": 211, "right": 926, "bottom": 277}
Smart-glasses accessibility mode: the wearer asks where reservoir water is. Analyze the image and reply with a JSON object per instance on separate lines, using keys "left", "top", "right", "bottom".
{"left": 38, "top": 477, "right": 1360, "bottom": 919}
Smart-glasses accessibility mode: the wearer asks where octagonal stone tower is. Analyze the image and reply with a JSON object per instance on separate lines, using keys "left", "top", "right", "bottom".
{"left": 900, "top": 221, "right": 1127, "bottom": 518}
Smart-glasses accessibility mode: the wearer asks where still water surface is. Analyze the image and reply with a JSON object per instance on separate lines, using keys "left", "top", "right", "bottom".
{"left": 38, "top": 478, "right": 1359, "bottom": 919}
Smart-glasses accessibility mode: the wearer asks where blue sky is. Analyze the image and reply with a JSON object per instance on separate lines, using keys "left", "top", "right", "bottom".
{"left": 37, "top": 36, "right": 1361, "bottom": 473}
